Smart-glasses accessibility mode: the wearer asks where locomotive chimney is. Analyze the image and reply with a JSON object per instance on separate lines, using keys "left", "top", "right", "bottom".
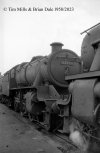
{"left": 50, "top": 42, "right": 63, "bottom": 53}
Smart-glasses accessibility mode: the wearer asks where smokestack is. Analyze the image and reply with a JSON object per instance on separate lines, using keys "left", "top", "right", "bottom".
{"left": 50, "top": 42, "right": 63, "bottom": 53}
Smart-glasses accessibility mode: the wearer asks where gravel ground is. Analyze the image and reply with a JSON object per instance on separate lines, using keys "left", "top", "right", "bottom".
{"left": 0, "top": 103, "right": 82, "bottom": 153}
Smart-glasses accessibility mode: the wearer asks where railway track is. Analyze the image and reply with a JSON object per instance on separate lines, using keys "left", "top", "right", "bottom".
{"left": 16, "top": 111, "right": 100, "bottom": 153}
{"left": 18, "top": 111, "right": 100, "bottom": 153}
{"left": 26, "top": 118, "right": 81, "bottom": 152}
{"left": 2, "top": 102, "right": 100, "bottom": 153}
{"left": 7, "top": 105, "right": 81, "bottom": 153}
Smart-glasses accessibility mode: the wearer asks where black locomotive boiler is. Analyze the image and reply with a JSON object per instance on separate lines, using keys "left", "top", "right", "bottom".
{"left": 1, "top": 42, "right": 82, "bottom": 131}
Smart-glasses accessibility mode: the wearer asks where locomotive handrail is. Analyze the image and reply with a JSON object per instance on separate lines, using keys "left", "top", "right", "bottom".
{"left": 80, "top": 23, "right": 100, "bottom": 35}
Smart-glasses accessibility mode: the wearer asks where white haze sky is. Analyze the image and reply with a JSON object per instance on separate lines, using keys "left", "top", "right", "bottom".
{"left": 0, "top": 0, "right": 100, "bottom": 74}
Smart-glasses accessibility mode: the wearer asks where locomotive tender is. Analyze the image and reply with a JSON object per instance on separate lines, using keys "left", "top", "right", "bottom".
{"left": 0, "top": 24, "right": 100, "bottom": 144}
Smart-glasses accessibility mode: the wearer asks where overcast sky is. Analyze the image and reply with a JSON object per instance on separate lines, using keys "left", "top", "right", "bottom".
{"left": 0, "top": 0, "right": 100, "bottom": 74}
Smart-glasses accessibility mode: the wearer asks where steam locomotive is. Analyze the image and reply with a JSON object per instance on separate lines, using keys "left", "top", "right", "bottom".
{"left": 0, "top": 23, "right": 100, "bottom": 147}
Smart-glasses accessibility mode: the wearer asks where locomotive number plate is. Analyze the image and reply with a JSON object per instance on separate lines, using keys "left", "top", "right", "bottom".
{"left": 60, "top": 60, "right": 74, "bottom": 66}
